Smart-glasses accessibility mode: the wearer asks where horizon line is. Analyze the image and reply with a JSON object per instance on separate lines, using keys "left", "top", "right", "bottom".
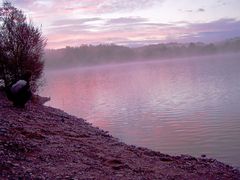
{"left": 45, "top": 36, "right": 240, "bottom": 50}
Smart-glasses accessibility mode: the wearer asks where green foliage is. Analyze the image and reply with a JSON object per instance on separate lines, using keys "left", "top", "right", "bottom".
{"left": 0, "top": 1, "right": 46, "bottom": 92}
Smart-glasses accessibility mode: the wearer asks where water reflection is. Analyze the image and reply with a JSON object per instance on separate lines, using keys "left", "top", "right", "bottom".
{"left": 41, "top": 54, "right": 240, "bottom": 167}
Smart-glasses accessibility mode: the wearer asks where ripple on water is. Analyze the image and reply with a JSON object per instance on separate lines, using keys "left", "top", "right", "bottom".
{"left": 42, "top": 54, "right": 240, "bottom": 167}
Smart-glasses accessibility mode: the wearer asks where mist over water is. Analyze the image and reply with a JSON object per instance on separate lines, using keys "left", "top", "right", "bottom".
{"left": 41, "top": 53, "right": 240, "bottom": 168}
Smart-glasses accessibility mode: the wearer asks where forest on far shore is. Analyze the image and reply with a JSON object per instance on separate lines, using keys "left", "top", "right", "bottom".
{"left": 45, "top": 37, "right": 240, "bottom": 69}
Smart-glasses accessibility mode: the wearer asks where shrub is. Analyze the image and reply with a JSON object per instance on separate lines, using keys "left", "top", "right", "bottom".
{"left": 0, "top": 1, "right": 46, "bottom": 92}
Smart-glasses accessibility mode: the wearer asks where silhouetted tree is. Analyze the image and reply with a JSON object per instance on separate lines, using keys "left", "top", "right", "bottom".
{"left": 0, "top": 1, "right": 46, "bottom": 92}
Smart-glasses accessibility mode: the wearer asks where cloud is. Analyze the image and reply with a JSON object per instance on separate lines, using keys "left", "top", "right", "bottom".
{"left": 189, "top": 18, "right": 240, "bottom": 32}
{"left": 51, "top": 18, "right": 102, "bottom": 26}
{"left": 47, "top": 24, "right": 95, "bottom": 34}
{"left": 106, "top": 17, "right": 147, "bottom": 25}
{"left": 98, "top": 0, "right": 162, "bottom": 12}
{"left": 217, "top": 0, "right": 227, "bottom": 6}
{"left": 11, "top": 0, "right": 53, "bottom": 10}
{"left": 104, "top": 17, "right": 171, "bottom": 32}
{"left": 177, "top": 18, "right": 240, "bottom": 42}
{"left": 179, "top": 8, "right": 205, "bottom": 13}
{"left": 45, "top": 18, "right": 240, "bottom": 48}
{"left": 7, "top": 0, "right": 238, "bottom": 48}
{"left": 11, "top": 0, "right": 163, "bottom": 15}
{"left": 11, "top": 0, "right": 36, "bottom": 7}
{"left": 198, "top": 8, "right": 205, "bottom": 12}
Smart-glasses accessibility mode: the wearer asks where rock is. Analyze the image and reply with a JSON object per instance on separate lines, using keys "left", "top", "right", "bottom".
{"left": 201, "top": 154, "right": 206, "bottom": 158}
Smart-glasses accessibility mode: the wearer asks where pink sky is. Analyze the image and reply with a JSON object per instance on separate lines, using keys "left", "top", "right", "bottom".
{"left": 4, "top": 0, "right": 240, "bottom": 49}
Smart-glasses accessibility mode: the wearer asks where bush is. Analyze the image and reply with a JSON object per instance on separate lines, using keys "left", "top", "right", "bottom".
{"left": 0, "top": 1, "right": 46, "bottom": 92}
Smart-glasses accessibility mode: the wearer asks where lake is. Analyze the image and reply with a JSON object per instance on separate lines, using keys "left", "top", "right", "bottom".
{"left": 41, "top": 53, "right": 240, "bottom": 168}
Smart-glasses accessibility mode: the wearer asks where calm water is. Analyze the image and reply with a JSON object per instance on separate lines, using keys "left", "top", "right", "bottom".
{"left": 41, "top": 54, "right": 240, "bottom": 167}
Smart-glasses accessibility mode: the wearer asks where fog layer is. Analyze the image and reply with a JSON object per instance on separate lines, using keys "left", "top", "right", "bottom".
{"left": 44, "top": 38, "right": 240, "bottom": 69}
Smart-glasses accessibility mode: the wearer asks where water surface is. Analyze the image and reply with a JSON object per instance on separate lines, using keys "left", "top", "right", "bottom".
{"left": 41, "top": 54, "right": 240, "bottom": 167}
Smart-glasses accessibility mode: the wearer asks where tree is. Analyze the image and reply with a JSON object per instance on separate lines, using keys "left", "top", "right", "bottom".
{"left": 0, "top": 1, "right": 46, "bottom": 92}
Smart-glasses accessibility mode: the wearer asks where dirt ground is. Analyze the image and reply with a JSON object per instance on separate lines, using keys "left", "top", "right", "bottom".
{"left": 1, "top": 92, "right": 240, "bottom": 179}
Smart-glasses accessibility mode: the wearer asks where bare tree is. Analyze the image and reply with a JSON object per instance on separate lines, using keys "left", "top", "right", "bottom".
{"left": 0, "top": 1, "right": 46, "bottom": 92}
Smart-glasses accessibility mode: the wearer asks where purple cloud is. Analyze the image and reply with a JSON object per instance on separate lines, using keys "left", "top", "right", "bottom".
{"left": 177, "top": 19, "right": 240, "bottom": 42}
{"left": 179, "top": 8, "right": 205, "bottom": 13}
{"left": 189, "top": 19, "right": 240, "bottom": 32}
{"left": 8, "top": 1, "right": 239, "bottom": 48}
{"left": 11, "top": 0, "right": 163, "bottom": 14}
{"left": 106, "top": 17, "right": 147, "bottom": 25}
{"left": 45, "top": 18, "right": 240, "bottom": 48}
{"left": 51, "top": 18, "right": 102, "bottom": 26}
{"left": 104, "top": 17, "right": 171, "bottom": 31}
{"left": 198, "top": 8, "right": 205, "bottom": 12}
{"left": 98, "top": 0, "right": 163, "bottom": 12}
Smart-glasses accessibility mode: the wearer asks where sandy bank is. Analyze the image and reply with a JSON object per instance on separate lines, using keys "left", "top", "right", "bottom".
{"left": 0, "top": 92, "right": 239, "bottom": 179}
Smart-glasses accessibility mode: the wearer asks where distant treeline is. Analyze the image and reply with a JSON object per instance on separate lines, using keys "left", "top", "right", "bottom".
{"left": 45, "top": 38, "right": 240, "bottom": 68}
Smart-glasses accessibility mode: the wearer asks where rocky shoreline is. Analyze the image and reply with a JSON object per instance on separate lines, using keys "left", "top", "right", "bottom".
{"left": 1, "top": 92, "right": 240, "bottom": 179}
